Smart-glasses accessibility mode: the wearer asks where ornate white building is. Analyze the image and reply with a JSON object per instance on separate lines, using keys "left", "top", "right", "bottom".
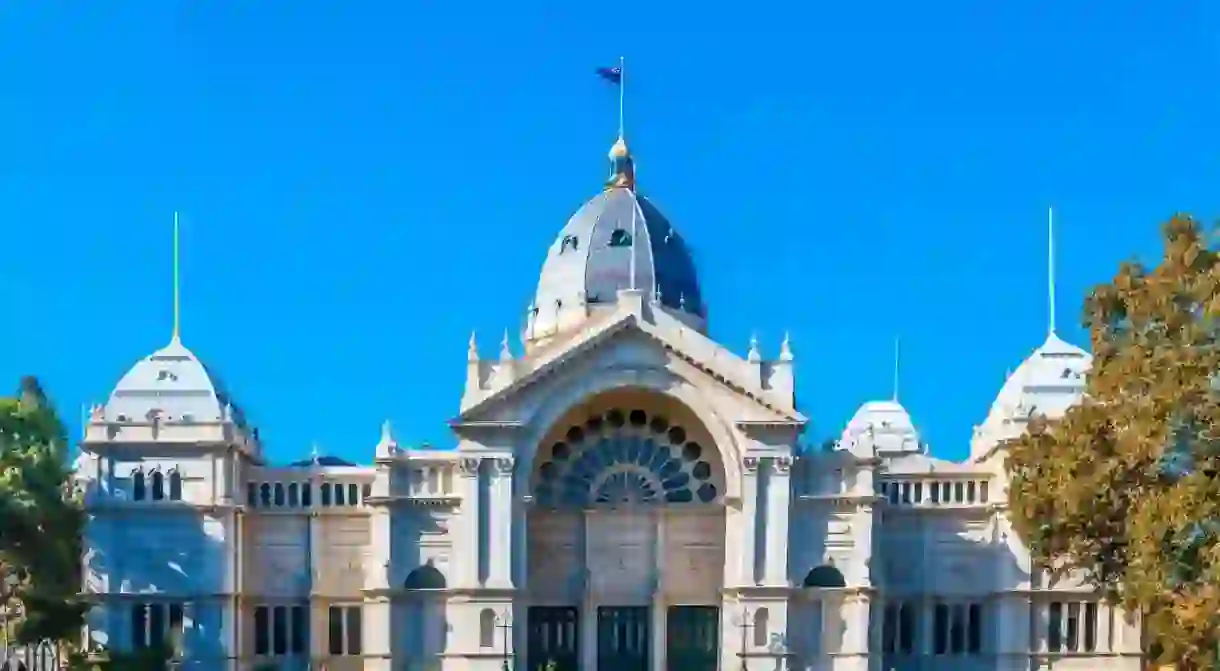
{"left": 76, "top": 136, "right": 1146, "bottom": 671}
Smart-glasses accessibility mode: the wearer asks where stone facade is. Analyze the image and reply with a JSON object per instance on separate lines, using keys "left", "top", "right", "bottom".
{"left": 76, "top": 138, "right": 1145, "bottom": 670}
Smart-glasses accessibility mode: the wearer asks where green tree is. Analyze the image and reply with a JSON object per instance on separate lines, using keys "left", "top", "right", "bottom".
{"left": 1005, "top": 214, "right": 1220, "bottom": 669}
{"left": 0, "top": 376, "right": 91, "bottom": 651}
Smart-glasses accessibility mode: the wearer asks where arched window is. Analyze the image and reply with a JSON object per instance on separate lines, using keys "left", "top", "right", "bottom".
{"left": 288, "top": 483, "right": 299, "bottom": 507}
{"left": 320, "top": 483, "right": 332, "bottom": 506}
{"left": 132, "top": 471, "right": 146, "bottom": 501}
{"left": 479, "top": 609, "right": 496, "bottom": 648}
{"left": 753, "top": 608, "right": 769, "bottom": 648}
{"left": 150, "top": 471, "right": 165, "bottom": 501}
{"left": 403, "top": 564, "right": 447, "bottom": 590}
{"left": 168, "top": 471, "right": 183, "bottom": 501}
{"left": 260, "top": 483, "right": 272, "bottom": 507}
{"left": 608, "top": 228, "right": 632, "bottom": 247}
{"left": 803, "top": 564, "right": 847, "bottom": 588}
{"left": 273, "top": 483, "right": 285, "bottom": 507}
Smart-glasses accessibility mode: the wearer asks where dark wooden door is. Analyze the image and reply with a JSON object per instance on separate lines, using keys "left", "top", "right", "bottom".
{"left": 666, "top": 606, "right": 719, "bottom": 671}
{"left": 597, "top": 606, "right": 650, "bottom": 671}
{"left": 526, "top": 606, "right": 580, "bottom": 671}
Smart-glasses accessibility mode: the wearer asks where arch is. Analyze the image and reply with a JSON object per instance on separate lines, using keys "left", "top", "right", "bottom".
{"left": 287, "top": 482, "right": 299, "bottom": 506}
{"left": 532, "top": 398, "right": 724, "bottom": 507}
{"left": 320, "top": 482, "right": 332, "bottom": 506}
{"left": 132, "top": 470, "right": 146, "bottom": 501}
{"left": 518, "top": 366, "right": 743, "bottom": 500}
{"left": 403, "top": 564, "right": 447, "bottom": 590}
{"left": 259, "top": 483, "right": 272, "bottom": 507}
{"left": 168, "top": 470, "right": 182, "bottom": 501}
{"left": 753, "top": 608, "right": 769, "bottom": 647}
{"left": 479, "top": 609, "right": 496, "bottom": 648}
{"left": 150, "top": 471, "right": 165, "bottom": 501}
{"left": 273, "top": 483, "right": 285, "bottom": 507}
{"left": 803, "top": 564, "right": 847, "bottom": 588}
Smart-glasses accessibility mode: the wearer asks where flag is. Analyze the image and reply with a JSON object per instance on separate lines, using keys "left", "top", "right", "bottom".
{"left": 596, "top": 66, "right": 622, "bottom": 85}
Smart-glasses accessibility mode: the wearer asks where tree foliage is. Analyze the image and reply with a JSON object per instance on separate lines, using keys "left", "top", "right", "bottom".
{"left": 0, "top": 376, "right": 91, "bottom": 648}
{"left": 1005, "top": 215, "right": 1220, "bottom": 668}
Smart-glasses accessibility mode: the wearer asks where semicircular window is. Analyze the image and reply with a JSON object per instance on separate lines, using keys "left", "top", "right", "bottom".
{"left": 535, "top": 408, "right": 718, "bottom": 507}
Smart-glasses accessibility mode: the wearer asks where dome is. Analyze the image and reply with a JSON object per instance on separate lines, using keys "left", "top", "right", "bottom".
{"left": 840, "top": 399, "right": 922, "bottom": 457}
{"left": 104, "top": 337, "right": 245, "bottom": 426}
{"left": 528, "top": 185, "right": 705, "bottom": 342}
{"left": 970, "top": 331, "right": 1091, "bottom": 459}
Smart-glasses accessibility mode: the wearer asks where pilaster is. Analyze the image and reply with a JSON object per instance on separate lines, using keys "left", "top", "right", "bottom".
{"left": 457, "top": 457, "right": 481, "bottom": 586}
{"left": 763, "top": 456, "right": 792, "bottom": 585}
{"left": 740, "top": 456, "right": 760, "bottom": 585}
{"left": 488, "top": 456, "right": 515, "bottom": 587}
{"left": 832, "top": 592, "right": 873, "bottom": 671}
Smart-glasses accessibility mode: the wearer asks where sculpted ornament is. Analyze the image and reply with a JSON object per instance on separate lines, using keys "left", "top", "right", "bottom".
{"left": 772, "top": 456, "right": 793, "bottom": 474}
{"left": 495, "top": 457, "right": 515, "bottom": 475}
{"left": 459, "top": 458, "right": 481, "bottom": 476}
{"left": 743, "top": 457, "right": 760, "bottom": 473}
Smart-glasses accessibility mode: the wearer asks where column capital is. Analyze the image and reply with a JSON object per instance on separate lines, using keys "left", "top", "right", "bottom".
{"left": 459, "top": 457, "right": 480, "bottom": 477}
{"left": 770, "top": 456, "right": 793, "bottom": 475}
{"left": 743, "top": 457, "right": 761, "bottom": 473}
{"left": 494, "top": 456, "right": 515, "bottom": 475}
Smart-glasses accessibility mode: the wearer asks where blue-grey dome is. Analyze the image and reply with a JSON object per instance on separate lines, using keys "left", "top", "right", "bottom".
{"left": 529, "top": 185, "right": 705, "bottom": 341}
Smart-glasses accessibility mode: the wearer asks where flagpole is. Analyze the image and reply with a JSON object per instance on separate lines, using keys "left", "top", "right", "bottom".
{"left": 618, "top": 56, "right": 625, "bottom": 139}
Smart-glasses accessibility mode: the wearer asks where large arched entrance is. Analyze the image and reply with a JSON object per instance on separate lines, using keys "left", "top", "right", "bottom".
{"left": 525, "top": 388, "right": 727, "bottom": 671}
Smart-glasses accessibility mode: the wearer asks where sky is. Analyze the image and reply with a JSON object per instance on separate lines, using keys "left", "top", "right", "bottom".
{"left": 1, "top": 2, "right": 1218, "bottom": 464}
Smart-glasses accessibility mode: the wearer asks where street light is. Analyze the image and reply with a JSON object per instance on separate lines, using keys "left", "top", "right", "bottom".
{"left": 495, "top": 609, "right": 514, "bottom": 671}
{"left": 732, "top": 606, "right": 757, "bottom": 671}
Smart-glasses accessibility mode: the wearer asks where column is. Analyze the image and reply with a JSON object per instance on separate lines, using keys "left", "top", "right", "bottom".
{"left": 833, "top": 594, "right": 871, "bottom": 671}
{"left": 740, "top": 457, "right": 760, "bottom": 585}
{"left": 764, "top": 456, "right": 792, "bottom": 585}
{"left": 651, "top": 511, "right": 667, "bottom": 671}
{"left": 580, "top": 513, "right": 597, "bottom": 671}
{"left": 457, "top": 457, "right": 481, "bottom": 586}
{"left": 488, "top": 456, "right": 515, "bottom": 587}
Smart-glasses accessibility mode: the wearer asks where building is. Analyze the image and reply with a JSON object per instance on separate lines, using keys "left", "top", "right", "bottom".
{"left": 75, "top": 133, "right": 1146, "bottom": 671}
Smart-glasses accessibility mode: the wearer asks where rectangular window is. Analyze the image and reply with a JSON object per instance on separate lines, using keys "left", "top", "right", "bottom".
{"left": 131, "top": 605, "right": 148, "bottom": 649}
{"left": 149, "top": 603, "right": 165, "bottom": 649}
{"left": 980, "top": 481, "right": 989, "bottom": 503}
{"left": 1048, "top": 602, "right": 1063, "bottom": 652}
{"left": 953, "top": 481, "right": 965, "bottom": 503}
{"left": 247, "top": 483, "right": 257, "bottom": 507}
{"left": 888, "top": 485, "right": 899, "bottom": 505}
{"left": 328, "top": 607, "right": 344, "bottom": 655}
{"left": 345, "top": 606, "right": 362, "bottom": 655}
{"left": 1066, "top": 602, "right": 1080, "bottom": 651}
{"left": 273, "top": 606, "right": 288, "bottom": 655}
{"left": 291, "top": 605, "right": 309, "bottom": 654}
{"left": 898, "top": 602, "right": 916, "bottom": 654}
{"left": 930, "top": 481, "right": 941, "bottom": 503}
{"left": 900, "top": 482, "right": 911, "bottom": 504}
{"left": 334, "top": 483, "right": 346, "bottom": 506}
{"left": 288, "top": 483, "right": 299, "bottom": 507}
{"left": 254, "top": 606, "right": 270, "bottom": 656}
{"left": 348, "top": 483, "right": 359, "bottom": 506}
{"left": 913, "top": 482, "right": 923, "bottom": 504}
{"left": 933, "top": 603, "right": 949, "bottom": 654}
{"left": 302, "top": 482, "right": 312, "bottom": 507}
{"left": 168, "top": 604, "right": 184, "bottom": 655}
{"left": 321, "top": 483, "right": 332, "bottom": 507}
{"left": 941, "top": 481, "right": 951, "bottom": 503}
{"left": 966, "top": 481, "right": 977, "bottom": 503}
{"left": 948, "top": 604, "right": 965, "bottom": 653}
{"left": 1083, "top": 602, "right": 1098, "bottom": 652}
{"left": 362, "top": 483, "right": 372, "bottom": 500}
{"left": 882, "top": 604, "right": 898, "bottom": 653}
{"left": 967, "top": 603, "right": 982, "bottom": 653}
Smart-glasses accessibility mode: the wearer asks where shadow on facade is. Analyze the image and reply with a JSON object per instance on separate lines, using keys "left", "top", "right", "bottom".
{"left": 82, "top": 474, "right": 229, "bottom": 669}
{"left": 393, "top": 561, "right": 449, "bottom": 668}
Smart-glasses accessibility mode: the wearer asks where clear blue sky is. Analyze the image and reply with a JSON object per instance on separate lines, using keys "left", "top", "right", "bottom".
{"left": 2, "top": 3, "right": 1217, "bottom": 463}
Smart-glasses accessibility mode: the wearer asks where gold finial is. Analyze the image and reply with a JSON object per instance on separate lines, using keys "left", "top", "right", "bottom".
{"left": 605, "top": 135, "right": 636, "bottom": 191}
{"left": 609, "top": 136, "right": 629, "bottom": 159}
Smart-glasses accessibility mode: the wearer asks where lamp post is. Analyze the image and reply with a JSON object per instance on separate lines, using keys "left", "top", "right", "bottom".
{"left": 495, "top": 608, "right": 514, "bottom": 671}
{"left": 733, "top": 605, "right": 757, "bottom": 671}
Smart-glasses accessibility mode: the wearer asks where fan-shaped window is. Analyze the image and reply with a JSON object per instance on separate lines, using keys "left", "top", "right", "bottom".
{"left": 534, "top": 407, "right": 719, "bottom": 507}
{"left": 803, "top": 565, "right": 847, "bottom": 588}
{"left": 168, "top": 471, "right": 183, "bottom": 501}
{"left": 608, "top": 229, "right": 632, "bottom": 247}
{"left": 479, "top": 609, "right": 496, "bottom": 648}
{"left": 403, "top": 564, "right": 447, "bottom": 590}
{"left": 132, "top": 471, "right": 146, "bottom": 501}
{"left": 151, "top": 471, "right": 165, "bottom": 501}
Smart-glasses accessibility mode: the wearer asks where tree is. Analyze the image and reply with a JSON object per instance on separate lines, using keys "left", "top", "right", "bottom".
{"left": 1005, "top": 214, "right": 1220, "bottom": 669}
{"left": 0, "top": 376, "right": 90, "bottom": 651}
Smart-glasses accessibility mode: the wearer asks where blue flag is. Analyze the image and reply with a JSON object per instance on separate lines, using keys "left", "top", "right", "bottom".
{"left": 596, "top": 66, "right": 623, "bottom": 85}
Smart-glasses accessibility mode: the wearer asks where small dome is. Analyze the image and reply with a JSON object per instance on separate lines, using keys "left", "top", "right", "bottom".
{"left": 528, "top": 187, "right": 704, "bottom": 341}
{"left": 841, "top": 400, "right": 921, "bottom": 456}
{"left": 104, "top": 338, "right": 245, "bottom": 425}
{"left": 971, "top": 331, "right": 1091, "bottom": 459}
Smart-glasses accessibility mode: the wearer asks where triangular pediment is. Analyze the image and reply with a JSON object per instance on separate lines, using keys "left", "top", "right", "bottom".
{"left": 455, "top": 306, "right": 805, "bottom": 426}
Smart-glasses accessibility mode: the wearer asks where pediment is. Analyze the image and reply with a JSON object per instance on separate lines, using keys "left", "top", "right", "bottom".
{"left": 455, "top": 310, "right": 805, "bottom": 427}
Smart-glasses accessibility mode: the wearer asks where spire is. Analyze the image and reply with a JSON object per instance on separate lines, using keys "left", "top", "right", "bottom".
{"left": 605, "top": 57, "right": 635, "bottom": 191}
{"left": 779, "top": 332, "right": 794, "bottom": 362}
{"left": 171, "top": 212, "right": 182, "bottom": 344}
{"left": 468, "top": 331, "right": 479, "bottom": 362}
{"left": 892, "top": 336, "right": 902, "bottom": 402}
{"left": 1047, "top": 206, "right": 1057, "bottom": 336}
{"left": 747, "top": 333, "right": 761, "bottom": 362}
{"left": 499, "top": 329, "right": 513, "bottom": 361}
